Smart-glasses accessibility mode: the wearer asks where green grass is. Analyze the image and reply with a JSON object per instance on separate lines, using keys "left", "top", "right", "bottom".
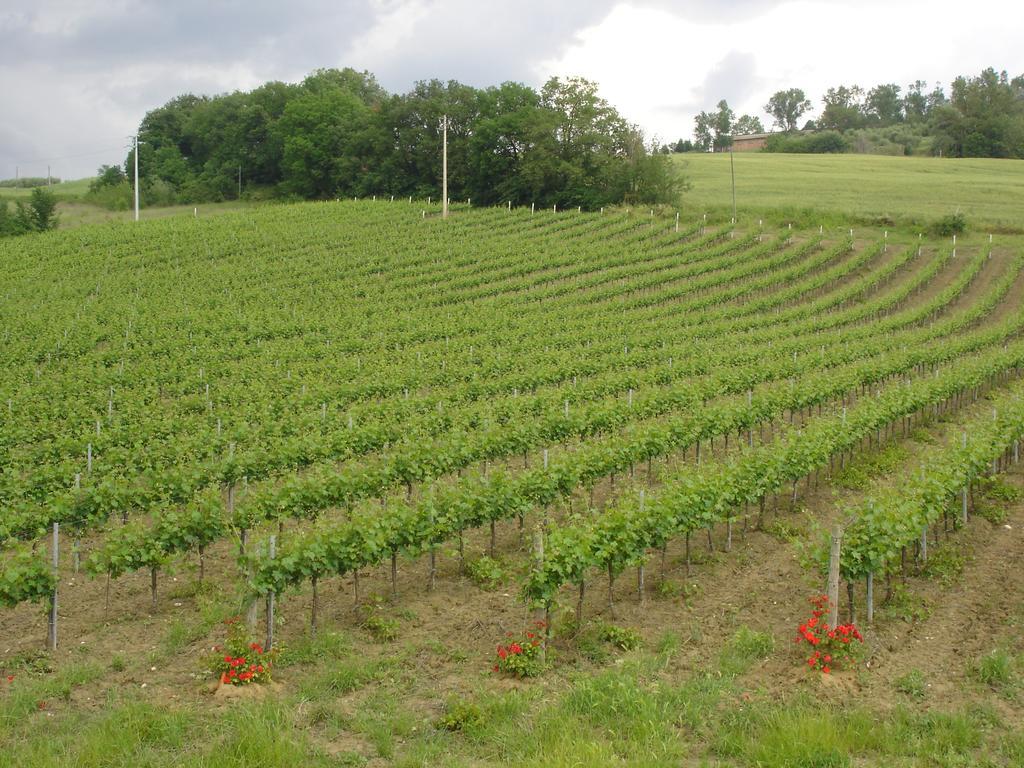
{"left": 53, "top": 199, "right": 263, "bottom": 229}
{"left": 675, "top": 152, "right": 1024, "bottom": 232}
{"left": 0, "top": 178, "right": 93, "bottom": 200}
{"left": 833, "top": 443, "right": 909, "bottom": 491}
{"left": 3, "top": 640, "right": 1023, "bottom": 767}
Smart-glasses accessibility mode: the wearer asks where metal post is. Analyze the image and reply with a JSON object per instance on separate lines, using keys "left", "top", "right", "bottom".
{"left": 48, "top": 523, "right": 59, "bottom": 651}
{"left": 442, "top": 115, "right": 448, "bottom": 220}
{"left": 133, "top": 135, "right": 140, "bottom": 222}
{"left": 730, "top": 148, "right": 737, "bottom": 225}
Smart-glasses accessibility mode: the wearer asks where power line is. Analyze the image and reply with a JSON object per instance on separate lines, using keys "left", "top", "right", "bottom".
{"left": 7, "top": 145, "right": 128, "bottom": 167}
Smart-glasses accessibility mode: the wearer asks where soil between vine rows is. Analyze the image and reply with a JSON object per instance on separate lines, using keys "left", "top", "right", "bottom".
{"left": 3, "top": 369, "right": 1023, "bottom": 738}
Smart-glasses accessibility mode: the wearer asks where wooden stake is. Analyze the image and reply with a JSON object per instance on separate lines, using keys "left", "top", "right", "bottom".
{"left": 827, "top": 525, "right": 842, "bottom": 629}
{"left": 47, "top": 523, "right": 59, "bottom": 651}
{"left": 266, "top": 535, "right": 276, "bottom": 651}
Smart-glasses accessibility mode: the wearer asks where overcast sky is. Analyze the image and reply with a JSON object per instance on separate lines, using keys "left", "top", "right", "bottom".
{"left": 1, "top": 0, "right": 1021, "bottom": 179}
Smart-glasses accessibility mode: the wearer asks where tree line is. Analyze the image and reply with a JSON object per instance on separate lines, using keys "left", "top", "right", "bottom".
{"left": 98, "top": 69, "right": 680, "bottom": 209}
{"left": 671, "top": 67, "right": 1023, "bottom": 157}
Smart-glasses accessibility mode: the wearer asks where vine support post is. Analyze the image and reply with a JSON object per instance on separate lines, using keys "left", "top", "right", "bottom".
{"left": 607, "top": 563, "right": 615, "bottom": 616}
{"left": 73, "top": 473, "right": 81, "bottom": 573}
{"left": 391, "top": 552, "right": 398, "bottom": 599}
{"left": 866, "top": 572, "right": 874, "bottom": 625}
{"left": 150, "top": 567, "right": 158, "bottom": 612}
{"left": 429, "top": 545, "right": 436, "bottom": 592}
{"left": 531, "top": 527, "right": 548, "bottom": 659}
{"left": 47, "top": 522, "right": 59, "bottom": 652}
{"left": 826, "top": 525, "right": 842, "bottom": 630}
{"left": 576, "top": 581, "right": 585, "bottom": 627}
{"left": 265, "top": 535, "right": 276, "bottom": 652}
{"left": 310, "top": 575, "right": 319, "bottom": 636}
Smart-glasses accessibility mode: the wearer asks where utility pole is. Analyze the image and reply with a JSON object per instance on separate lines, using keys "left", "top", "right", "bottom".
{"left": 442, "top": 115, "right": 449, "bottom": 220}
{"left": 730, "top": 147, "right": 737, "bottom": 225}
{"left": 133, "top": 135, "right": 140, "bottom": 222}
{"left": 47, "top": 165, "right": 51, "bottom": 186}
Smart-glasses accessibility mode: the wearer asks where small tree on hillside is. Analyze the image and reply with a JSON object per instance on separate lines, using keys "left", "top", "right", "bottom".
{"left": 16, "top": 188, "right": 59, "bottom": 232}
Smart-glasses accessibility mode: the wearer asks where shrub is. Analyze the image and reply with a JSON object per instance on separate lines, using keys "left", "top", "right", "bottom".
{"left": 436, "top": 697, "right": 484, "bottom": 731}
{"left": 494, "top": 622, "right": 547, "bottom": 678}
{"left": 597, "top": 624, "right": 643, "bottom": 651}
{"left": 930, "top": 212, "right": 967, "bottom": 237}
{"left": 466, "top": 555, "right": 506, "bottom": 590}
{"left": 206, "top": 617, "right": 277, "bottom": 686}
{"left": 795, "top": 595, "right": 864, "bottom": 674}
{"left": 360, "top": 602, "right": 399, "bottom": 643}
{"left": 764, "top": 131, "right": 849, "bottom": 154}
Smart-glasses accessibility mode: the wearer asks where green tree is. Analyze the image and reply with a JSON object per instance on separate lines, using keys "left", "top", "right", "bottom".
{"left": 713, "top": 100, "right": 735, "bottom": 150}
{"left": 693, "top": 111, "right": 715, "bottom": 151}
{"left": 865, "top": 83, "right": 903, "bottom": 125}
{"left": 732, "top": 114, "right": 765, "bottom": 135}
{"left": 274, "top": 81, "right": 375, "bottom": 198}
{"left": 818, "top": 85, "right": 865, "bottom": 131}
{"left": 91, "top": 164, "right": 127, "bottom": 189}
{"left": 931, "top": 68, "right": 1024, "bottom": 158}
{"left": 764, "top": 88, "right": 811, "bottom": 132}
{"left": 15, "top": 188, "right": 59, "bottom": 232}
{"left": 903, "top": 80, "right": 929, "bottom": 123}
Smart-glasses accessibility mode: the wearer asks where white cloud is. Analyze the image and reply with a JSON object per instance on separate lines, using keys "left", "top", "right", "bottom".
{"left": 539, "top": 0, "right": 1024, "bottom": 142}
{"left": 0, "top": 0, "right": 1020, "bottom": 178}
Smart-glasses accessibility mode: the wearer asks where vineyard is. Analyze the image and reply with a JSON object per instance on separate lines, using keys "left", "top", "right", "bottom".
{"left": 2, "top": 200, "right": 1024, "bottom": 766}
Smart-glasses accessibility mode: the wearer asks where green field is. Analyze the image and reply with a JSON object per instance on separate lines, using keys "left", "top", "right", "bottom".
{"left": 678, "top": 152, "right": 1024, "bottom": 232}
{"left": 2, "top": 181, "right": 1024, "bottom": 766}
{"left": 0, "top": 177, "right": 93, "bottom": 200}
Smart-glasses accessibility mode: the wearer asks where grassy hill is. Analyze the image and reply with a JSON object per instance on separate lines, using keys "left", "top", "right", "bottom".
{"left": 676, "top": 152, "right": 1024, "bottom": 232}
{"left": 0, "top": 177, "right": 93, "bottom": 200}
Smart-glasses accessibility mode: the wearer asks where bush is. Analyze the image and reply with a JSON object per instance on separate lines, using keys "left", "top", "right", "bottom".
{"left": 18, "top": 188, "right": 59, "bottom": 232}
{"left": 597, "top": 624, "right": 643, "bottom": 651}
{"left": 205, "top": 617, "right": 277, "bottom": 686}
{"left": 84, "top": 181, "right": 132, "bottom": 211}
{"left": 0, "top": 201, "right": 30, "bottom": 237}
{"left": 436, "top": 697, "right": 484, "bottom": 732}
{"left": 795, "top": 595, "right": 863, "bottom": 674}
{"left": 930, "top": 212, "right": 967, "bottom": 237}
{"left": 494, "top": 622, "right": 547, "bottom": 678}
{"left": 466, "top": 555, "right": 506, "bottom": 590}
{"left": 764, "top": 131, "right": 849, "bottom": 154}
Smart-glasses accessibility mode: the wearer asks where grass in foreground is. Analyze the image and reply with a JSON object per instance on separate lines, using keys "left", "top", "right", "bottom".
{"left": 2, "top": 626, "right": 1022, "bottom": 767}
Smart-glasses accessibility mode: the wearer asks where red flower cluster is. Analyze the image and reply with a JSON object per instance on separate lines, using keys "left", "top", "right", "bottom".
{"left": 493, "top": 621, "right": 546, "bottom": 678}
{"left": 795, "top": 595, "right": 864, "bottom": 673}
{"left": 208, "top": 618, "right": 276, "bottom": 687}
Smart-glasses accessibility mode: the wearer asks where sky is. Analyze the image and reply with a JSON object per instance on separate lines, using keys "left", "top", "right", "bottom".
{"left": 1, "top": 0, "right": 1021, "bottom": 179}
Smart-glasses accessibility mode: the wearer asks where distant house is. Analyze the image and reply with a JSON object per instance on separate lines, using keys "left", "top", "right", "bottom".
{"left": 731, "top": 133, "right": 771, "bottom": 152}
